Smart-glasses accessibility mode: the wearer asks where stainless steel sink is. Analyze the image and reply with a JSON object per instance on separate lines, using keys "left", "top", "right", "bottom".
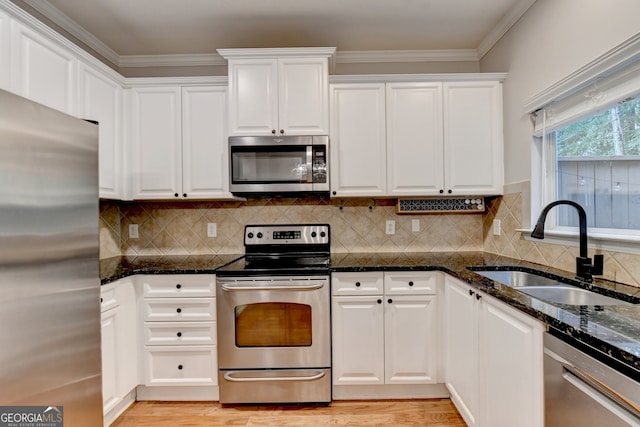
{"left": 472, "top": 270, "right": 565, "bottom": 287}
{"left": 470, "top": 269, "right": 634, "bottom": 306}
{"left": 517, "top": 285, "right": 632, "bottom": 306}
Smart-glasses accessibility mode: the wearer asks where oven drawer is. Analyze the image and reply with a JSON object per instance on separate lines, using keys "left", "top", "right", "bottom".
{"left": 141, "top": 275, "right": 216, "bottom": 298}
{"left": 384, "top": 271, "right": 439, "bottom": 295}
{"left": 142, "top": 298, "right": 216, "bottom": 322}
{"left": 144, "top": 346, "right": 217, "bottom": 386}
{"left": 332, "top": 272, "right": 384, "bottom": 296}
{"left": 143, "top": 321, "right": 216, "bottom": 346}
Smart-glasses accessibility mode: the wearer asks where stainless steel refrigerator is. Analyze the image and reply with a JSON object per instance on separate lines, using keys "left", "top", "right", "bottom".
{"left": 0, "top": 89, "right": 103, "bottom": 426}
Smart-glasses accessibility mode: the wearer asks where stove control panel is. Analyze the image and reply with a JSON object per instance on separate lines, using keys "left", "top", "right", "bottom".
{"left": 244, "top": 224, "right": 330, "bottom": 246}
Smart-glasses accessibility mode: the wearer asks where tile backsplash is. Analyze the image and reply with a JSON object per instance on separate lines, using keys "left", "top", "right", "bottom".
{"left": 99, "top": 198, "right": 483, "bottom": 258}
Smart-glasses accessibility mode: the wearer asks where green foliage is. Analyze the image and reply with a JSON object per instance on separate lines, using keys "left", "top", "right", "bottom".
{"left": 556, "top": 97, "right": 640, "bottom": 156}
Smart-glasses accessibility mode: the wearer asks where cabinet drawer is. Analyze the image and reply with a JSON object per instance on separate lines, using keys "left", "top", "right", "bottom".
{"left": 141, "top": 275, "right": 216, "bottom": 298}
{"left": 384, "top": 272, "right": 439, "bottom": 295}
{"left": 332, "top": 272, "right": 384, "bottom": 296}
{"left": 142, "top": 298, "right": 216, "bottom": 322}
{"left": 144, "top": 322, "right": 216, "bottom": 346}
{"left": 144, "top": 346, "right": 217, "bottom": 386}
{"left": 100, "top": 285, "right": 119, "bottom": 312}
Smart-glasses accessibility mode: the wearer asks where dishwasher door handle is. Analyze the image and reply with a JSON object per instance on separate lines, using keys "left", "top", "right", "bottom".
{"left": 562, "top": 369, "right": 640, "bottom": 426}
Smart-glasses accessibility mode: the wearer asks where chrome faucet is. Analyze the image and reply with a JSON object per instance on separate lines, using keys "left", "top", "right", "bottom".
{"left": 531, "top": 200, "right": 603, "bottom": 282}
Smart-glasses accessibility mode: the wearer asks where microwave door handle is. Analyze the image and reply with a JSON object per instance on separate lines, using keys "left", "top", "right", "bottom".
{"left": 306, "top": 146, "right": 313, "bottom": 183}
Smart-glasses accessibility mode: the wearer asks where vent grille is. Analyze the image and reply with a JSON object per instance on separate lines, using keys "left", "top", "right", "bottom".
{"left": 397, "top": 197, "right": 485, "bottom": 214}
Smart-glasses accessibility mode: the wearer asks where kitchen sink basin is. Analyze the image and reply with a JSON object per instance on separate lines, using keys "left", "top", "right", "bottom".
{"left": 517, "top": 285, "right": 632, "bottom": 306}
{"left": 471, "top": 270, "right": 565, "bottom": 287}
{"left": 469, "top": 268, "right": 635, "bottom": 306}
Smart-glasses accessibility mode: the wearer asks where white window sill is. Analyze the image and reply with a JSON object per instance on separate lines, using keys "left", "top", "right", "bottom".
{"left": 516, "top": 228, "right": 640, "bottom": 255}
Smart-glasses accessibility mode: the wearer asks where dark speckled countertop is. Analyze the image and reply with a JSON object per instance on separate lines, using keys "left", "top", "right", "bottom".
{"left": 100, "top": 251, "right": 640, "bottom": 381}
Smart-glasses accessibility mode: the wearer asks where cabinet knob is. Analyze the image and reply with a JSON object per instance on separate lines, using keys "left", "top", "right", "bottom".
{"left": 177, "top": 332, "right": 182, "bottom": 337}
{"left": 279, "top": 129, "right": 284, "bottom": 134}
{"left": 176, "top": 284, "right": 182, "bottom": 289}
{"left": 178, "top": 364, "right": 183, "bottom": 370}
{"left": 183, "top": 193, "right": 187, "bottom": 198}
{"left": 469, "top": 289, "right": 475, "bottom": 296}
{"left": 377, "top": 299, "right": 382, "bottom": 304}
{"left": 100, "top": 297, "right": 103, "bottom": 303}
{"left": 355, "top": 282, "right": 361, "bottom": 287}
{"left": 174, "top": 193, "right": 179, "bottom": 197}
{"left": 271, "top": 129, "right": 276, "bottom": 134}
{"left": 448, "top": 189, "right": 453, "bottom": 194}
{"left": 387, "top": 298, "right": 393, "bottom": 304}
{"left": 176, "top": 308, "right": 182, "bottom": 313}
{"left": 476, "top": 293, "right": 482, "bottom": 300}
{"left": 332, "top": 191, "right": 337, "bottom": 196}
{"left": 439, "top": 189, "right": 444, "bottom": 194}
{"left": 408, "top": 281, "right": 414, "bottom": 287}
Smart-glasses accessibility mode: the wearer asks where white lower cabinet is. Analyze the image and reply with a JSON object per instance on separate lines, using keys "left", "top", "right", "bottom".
{"left": 137, "top": 275, "right": 218, "bottom": 401}
{"left": 332, "top": 271, "right": 444, "bottom": 399}
{"left": 101, "top": 278, "right": 137, "bottom": 427}
{"left": 444, "top": 275, "right": 544, "bottom": 427}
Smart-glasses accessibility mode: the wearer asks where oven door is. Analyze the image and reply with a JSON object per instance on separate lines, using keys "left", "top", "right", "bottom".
{"left": 216, "top": 276, "right": 330, "bottom": 370}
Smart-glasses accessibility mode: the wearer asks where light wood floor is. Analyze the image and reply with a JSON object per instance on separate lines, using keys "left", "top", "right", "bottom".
{"left": 111, "top": 399, "right": 467, "bottom": 426}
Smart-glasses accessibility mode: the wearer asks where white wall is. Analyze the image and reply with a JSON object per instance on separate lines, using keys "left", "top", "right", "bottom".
{"left": 480, "top": 0, "right": 640, "bottom": 186}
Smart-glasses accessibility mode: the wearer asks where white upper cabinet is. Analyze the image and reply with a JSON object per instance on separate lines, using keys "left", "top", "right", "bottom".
{"left": 10, "top": 20, "right": 77, "bottom": 115}
{"left": 221, "top": 48, "right": 334, "bottom": 136}
{"left": 129, "top": 86, "right": 183, "bottom": 199}
{"left": 386, "top": 82, "right": 444, "bottom": 196}
{"left": 128, "top": 84, "right": 231, "bottom": 200}
{"left": 443, "top": 81, "right": 503, "bottom": 196}
{"left": 181, "top": 86, "right": 230, "bottom": 198}
{"left": 329, "top": 83, "right": 387, "bottom": 197}
{"left": 78, "top": 63, "right": 124, "bottom": 199}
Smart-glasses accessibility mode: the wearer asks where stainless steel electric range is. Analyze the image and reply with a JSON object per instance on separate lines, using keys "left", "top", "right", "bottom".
{"left": 215, "top": 224, "right": 331, "bottom": 404}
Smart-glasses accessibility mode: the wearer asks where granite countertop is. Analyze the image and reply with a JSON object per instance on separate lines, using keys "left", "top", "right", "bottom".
{"left": 100, "top": 251, "right": 640, "bottom": 380}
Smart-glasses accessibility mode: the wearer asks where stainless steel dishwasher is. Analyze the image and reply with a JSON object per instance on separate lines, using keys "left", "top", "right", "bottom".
{"left": 544, "top": 331, "right": 640, "bottom": 426}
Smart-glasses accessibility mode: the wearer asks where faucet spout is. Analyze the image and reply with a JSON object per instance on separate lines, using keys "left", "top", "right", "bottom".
{"left": 531, "top": 200, "right": 603, "bottom": 282}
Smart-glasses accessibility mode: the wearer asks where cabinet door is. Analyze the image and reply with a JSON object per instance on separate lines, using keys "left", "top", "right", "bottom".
{"left": 78, "top": 63, "right": 123, "bottom": 199}
{"left": 227, "top": 58, "right": 278, "bottom": 136}
{"left": 115, "top": 279, "right": 138, "bottom": 396}
{"left": 384, "top": 295, "right": 437, "bottom": 384}
{"left": 278, "top": 57, "right": 329, "bottom": 135}
{"left": 330, "top": 83, "right": 387, "bottom": 197}
{"left": 10, "top": 20, "right": 77, "bottom": 115}
{"left": 182, "top": 86, "right": 232, "bottom": 198}
{"left": 0, "top": 9, "right": 10, "bottom": 91}
{"left": 444, "top": 276, "right": 479, "bottom": 427}
{"left": 129, "top": 86, "right": 182, "bottom": 199}
{"left": 332, "top": 296, "right": 384, "bottom": 385}
{"left": 386, "top": 82, "right": 444, "bottom": 196}
{"left": 479, "top": 295, "right": 543, "bottom": 427}
{"left": 101, "top": 306, "right": 120, "bottom": 414}
{"left": 443, "top": 81, "right": 503, "bottom": 196}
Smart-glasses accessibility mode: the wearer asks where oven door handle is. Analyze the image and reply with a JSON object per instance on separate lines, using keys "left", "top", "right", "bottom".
{"left": 219, "top": 282, "right": 325, "bottom": 292}
{"left": 223, "top": 370, "right": 326, "bottom": 382}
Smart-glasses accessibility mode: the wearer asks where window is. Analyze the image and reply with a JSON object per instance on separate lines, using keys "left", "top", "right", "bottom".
{"left": 549, "top": 96, "right": 640, "bottom": 232}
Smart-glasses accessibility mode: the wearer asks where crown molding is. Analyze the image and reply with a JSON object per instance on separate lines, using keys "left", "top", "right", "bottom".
{"left": 335, "top": 49, "right": 479, "bottom": 63}
{"left": 477, "top": 0, "right": 538, "bottom": 58}
{"left": 22, "top": 0, "right": 120, "bottom": 66}
{"left": 119, "top": 53, "right": 227, "bottom": 68}
{"left": 329, "top": 73, "right": 507, "bottom": 84}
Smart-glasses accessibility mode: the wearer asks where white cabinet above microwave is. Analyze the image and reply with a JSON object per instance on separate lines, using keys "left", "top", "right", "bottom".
{"left": 219, "top": 48, "right": 335, "bottom": 137}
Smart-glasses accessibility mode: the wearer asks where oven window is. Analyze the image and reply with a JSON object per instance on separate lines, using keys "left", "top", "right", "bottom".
{"left": 235, "top": 302, "right": 312, "bottom": 347}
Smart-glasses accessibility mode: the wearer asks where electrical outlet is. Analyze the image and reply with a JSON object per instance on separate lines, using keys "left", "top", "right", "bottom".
{"left": 412, "top": 219, "right": 420, "bottom": 232}
{"left": 128, "top": 224, "right": 139, "bottom": 239}
{"left": 207, "top": 223, "right": 217, "bottom": 237}
{"left": 386, "top": 220, "right": 395, "bottom": 235}
{"left": 493, "top": 219, "right": 501, "bottom": 236}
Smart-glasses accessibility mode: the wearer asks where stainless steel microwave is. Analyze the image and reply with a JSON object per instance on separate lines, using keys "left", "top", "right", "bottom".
{"left": 229, "top": 135, "right": 329, "bottom": 196}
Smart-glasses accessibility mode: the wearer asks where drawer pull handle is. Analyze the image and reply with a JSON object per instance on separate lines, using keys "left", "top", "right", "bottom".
{"left": 176, "top": 284, "right": 182, "bottom": 289}
{"left": 177, "top": 332, "right": 182, "bottom": 337}
{"left": 355, "top": 282, "right": 361, "bottom": 287}
{"left": 408, "top": 281, "right": 414, "bottom": 287}
{"left": 176, "top": 308, "right": 182, "bottom": 313}
{"left": 224, "top": 370, "right": 325, "bottom": 382}
{"left": 178, "top": 365, "right": 183, "bottom": 370}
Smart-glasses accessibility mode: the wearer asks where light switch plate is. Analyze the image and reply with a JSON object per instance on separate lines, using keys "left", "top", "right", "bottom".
{"left": 412, "top": 219, "right": 420, "bottom": 232}
{"left": 493, "top": 219, "right": 501, "bottom": 236}
{"left": 128, "top": 224, "right": 139, "bottom": 239}
{"left": 207, "top": 223, "right": 217, "bottom": 237}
